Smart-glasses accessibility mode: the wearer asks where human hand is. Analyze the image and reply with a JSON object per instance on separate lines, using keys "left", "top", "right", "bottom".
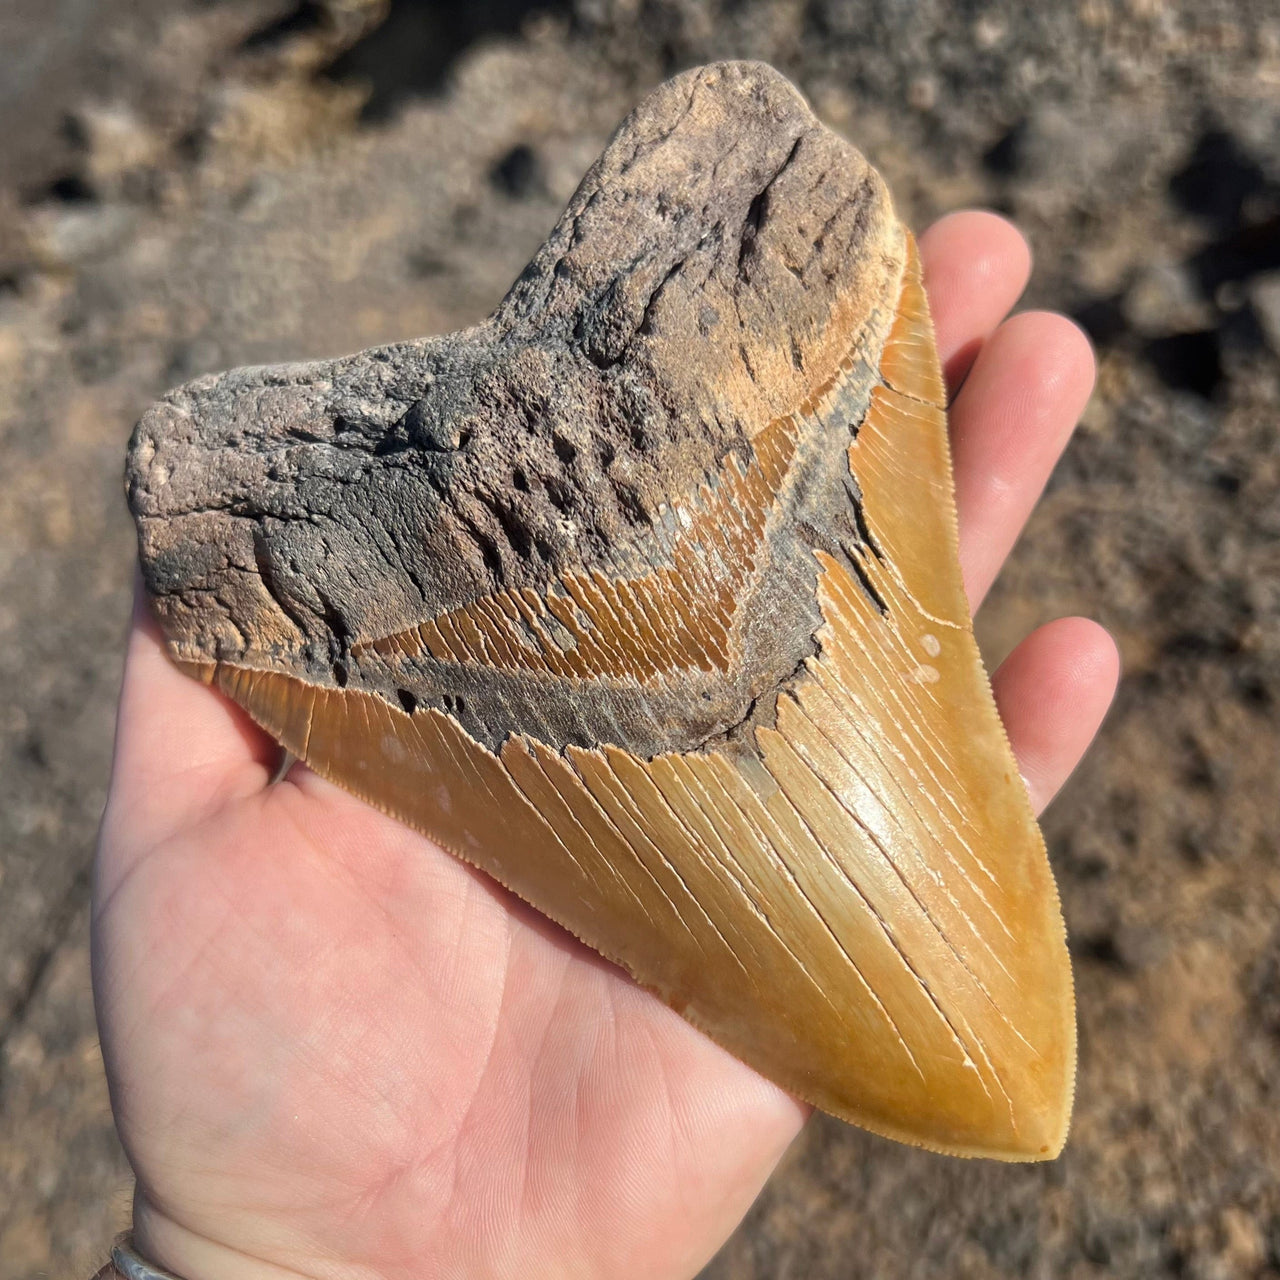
{"left": 93, "top": 211, "right": 1119, "bottom": 1280}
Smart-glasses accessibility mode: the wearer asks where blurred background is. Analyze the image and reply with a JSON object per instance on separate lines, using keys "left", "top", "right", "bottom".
{"left": 1, "top": 1, "right": 1278, "bottom": 1276}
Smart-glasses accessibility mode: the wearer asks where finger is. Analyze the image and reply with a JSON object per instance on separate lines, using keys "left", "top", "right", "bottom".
{"left": 950, "top": 311, "right": 1096, "bottom": 609}
{"left": 104, "top": 580, "right": 277, "bottom": 847}
{"left": 992, "top": 617, "right": 1120, "bottom": 815}
{"left": 918, "top": 211, "right": 1032, "bottom": 393}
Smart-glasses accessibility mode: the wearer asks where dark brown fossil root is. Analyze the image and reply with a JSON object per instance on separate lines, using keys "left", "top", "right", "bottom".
{"left": 126, "top": 60, "right": 1075, "bottom": 1160}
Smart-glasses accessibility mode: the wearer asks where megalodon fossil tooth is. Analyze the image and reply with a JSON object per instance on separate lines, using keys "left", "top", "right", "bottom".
{"left": 125, "top": 60, "right": 1075, "bottom": 1160}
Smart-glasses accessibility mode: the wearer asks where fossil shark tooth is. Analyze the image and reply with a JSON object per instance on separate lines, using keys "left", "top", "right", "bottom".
{"left": 126, "top": 60, "right": 1076, "bottom": 1160}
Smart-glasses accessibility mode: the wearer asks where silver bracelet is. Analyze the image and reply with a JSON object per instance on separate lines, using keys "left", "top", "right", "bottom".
{"left": 111, "top": 1234, "right": 188, "bottom": 1280}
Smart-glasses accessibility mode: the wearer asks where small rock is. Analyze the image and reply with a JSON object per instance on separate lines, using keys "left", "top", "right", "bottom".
{"left": 1249, "top": 271, "right": 1280, "bottom": 355}
{"left": 489, "top": 143, "right": 544, "bottom": 199}
{"left": 972, "top": 11, "right": 1007, "bottom": 48}
{"left": 1124, "top": 260, "right": 1209, "bottom": 334}
{"left": 76, "top": 103, "right": 163, "bottom": 184}
{"left": 4, "top": 1028, "right": 45, "bottom": 1074}
{"left": 34, "top": 203, "right": 135, "bottom": 268}
{"left": 1219, "top": 1207, "right": 1265, "bottom": 1274}
{"left": 907, "top": 75, "right": 937, "bottom": 111}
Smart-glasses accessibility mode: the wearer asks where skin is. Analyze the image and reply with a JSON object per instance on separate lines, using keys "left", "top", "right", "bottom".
{"left": 93, "top": 211, "right": 1120, "bottom": 1280}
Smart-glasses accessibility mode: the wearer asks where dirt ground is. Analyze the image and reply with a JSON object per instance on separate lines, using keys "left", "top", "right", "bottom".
{"left": 1, "top": 1, "right": 1278, "bottom": 1276}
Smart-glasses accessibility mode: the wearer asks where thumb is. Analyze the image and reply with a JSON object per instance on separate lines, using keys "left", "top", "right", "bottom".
{"left": 101, "top": 576, "right": 279, "bottom": 855}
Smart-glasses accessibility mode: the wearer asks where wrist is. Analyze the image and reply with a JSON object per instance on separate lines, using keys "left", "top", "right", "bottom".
{"left": 120, "top": 1200, "right": 320, "bottom": 1280}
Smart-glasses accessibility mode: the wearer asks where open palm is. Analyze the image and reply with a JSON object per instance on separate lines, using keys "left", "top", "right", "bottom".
{"left": 93, "top": 212, "right": 1119, "bottom": 1280}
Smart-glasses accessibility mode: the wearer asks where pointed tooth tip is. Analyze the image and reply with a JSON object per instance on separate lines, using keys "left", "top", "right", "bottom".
{"left": 825, "top": 1005, "right": 1076, "bottom": 1162}
{"left": 880, "top": 1088, "right": 1072, "bottom": 1163}
{"left": 989, "top": 1098, "right": 1072, "bottom": 1164}
{"left": 973, "top": 1060, "right": 1075, "bottom": 1163}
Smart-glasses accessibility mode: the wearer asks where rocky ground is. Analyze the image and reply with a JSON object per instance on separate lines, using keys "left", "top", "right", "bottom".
{"left": 2, "top": 1, "right": 1278, "bottom": 1277}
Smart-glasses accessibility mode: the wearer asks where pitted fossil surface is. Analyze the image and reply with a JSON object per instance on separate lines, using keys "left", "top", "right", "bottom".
{"left": 128, "top": 61, "right": 902, "bottom": 758}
